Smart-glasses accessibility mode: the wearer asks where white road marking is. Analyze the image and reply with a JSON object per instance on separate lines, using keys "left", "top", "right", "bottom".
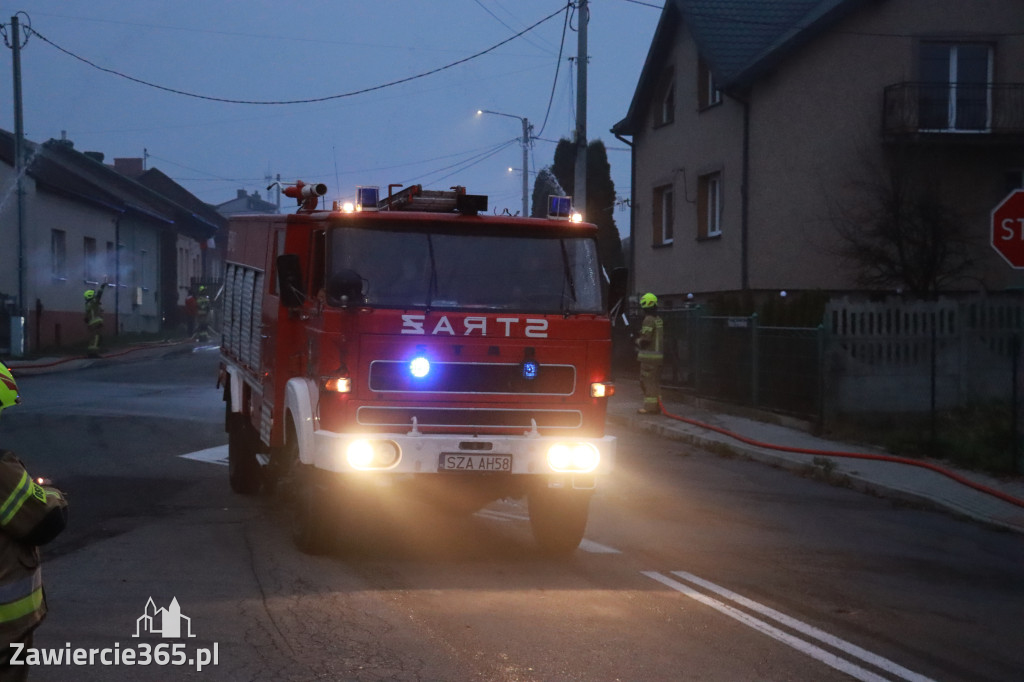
{"left": 643, "top": 571, "right": 936, "bottom": 682}
{"left": 477, "top": 509, "right": 621, "bottom": 553}
{"left": 180, "top": 445, "right": 228, "bottom": 466}
{"left": 577, "top": 539, "right": 621, "bottom": 554}
{"left": 670, "top": 571, "right": 935, "bottom": 682}
{"left": 477, "top": 509, "right": 529, "bottom": 522}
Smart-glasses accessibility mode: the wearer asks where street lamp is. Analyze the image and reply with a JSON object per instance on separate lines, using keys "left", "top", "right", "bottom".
{"left": 477, "top": 109, "right": 532, "bottom": 217}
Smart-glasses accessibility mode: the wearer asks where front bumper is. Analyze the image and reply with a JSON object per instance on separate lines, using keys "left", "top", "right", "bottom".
{"left": 311, "top": 429, "right": 616, "bottom": 477}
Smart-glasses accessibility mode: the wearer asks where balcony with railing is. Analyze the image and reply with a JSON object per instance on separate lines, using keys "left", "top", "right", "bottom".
{"left": 883, "top": 82, "right": 1024, "bottom": 141}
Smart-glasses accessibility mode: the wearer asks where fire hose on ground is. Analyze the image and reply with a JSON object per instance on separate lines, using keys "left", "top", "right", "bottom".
{"left": 7, "top": 341, "right": 190, "bottom": 370}
{"left": 658, "top": 400, "right": 1024, "bottom": 510}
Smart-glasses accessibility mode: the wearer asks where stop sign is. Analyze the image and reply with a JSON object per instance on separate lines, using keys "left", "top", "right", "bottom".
{"left": 992, "top": 189, "right": 1024, "bottom": 268}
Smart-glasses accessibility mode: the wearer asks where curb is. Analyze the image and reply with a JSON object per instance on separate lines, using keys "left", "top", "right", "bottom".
{"left": 608, "top": 411, "right": 1024, "bottom": 535}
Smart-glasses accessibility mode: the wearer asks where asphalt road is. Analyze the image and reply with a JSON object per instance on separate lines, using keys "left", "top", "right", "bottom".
{"left": 1, "top": 349, "right": 1020, "bottom": 681}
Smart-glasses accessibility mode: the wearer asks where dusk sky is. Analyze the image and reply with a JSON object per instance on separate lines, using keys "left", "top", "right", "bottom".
{"left": 1, "top": 1, "right": 663, "bottom": 231}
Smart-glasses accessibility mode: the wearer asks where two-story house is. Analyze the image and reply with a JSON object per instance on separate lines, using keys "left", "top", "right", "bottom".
{"left": 612, "top": 0, "right": 1024, "bottom": 308}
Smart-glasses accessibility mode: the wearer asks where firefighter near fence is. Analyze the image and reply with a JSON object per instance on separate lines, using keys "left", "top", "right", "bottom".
{"left": 635, "top": 292, "right": 664, "bottom": 414}
{"left": 218, "top": 182, "right": 627, "bottom": 555}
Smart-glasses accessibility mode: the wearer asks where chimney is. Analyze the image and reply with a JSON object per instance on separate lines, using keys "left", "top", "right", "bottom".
{"left": 114, "top": 158, "right": 144, "bottom": 177}
{"left": 237, "top": 189, "right": 247, "bottom": 199}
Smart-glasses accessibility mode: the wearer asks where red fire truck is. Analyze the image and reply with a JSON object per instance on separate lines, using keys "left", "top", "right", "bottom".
{"left": 219, "top": 182, "right": 625, "bottom": 554}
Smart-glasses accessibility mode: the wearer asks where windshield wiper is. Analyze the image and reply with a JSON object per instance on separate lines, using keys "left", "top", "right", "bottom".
{"left": 425, "top": 234, "right": 438, "bottom": 310}
{"left": 559, "top": 239, "right": 578, "bottom": 314}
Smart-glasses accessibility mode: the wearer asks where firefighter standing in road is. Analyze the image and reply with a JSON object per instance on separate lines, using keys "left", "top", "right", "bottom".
{"left": 635, "top": 292, "right": 664, "bottom": 414}
{"left": 195, "top": 286, "right": 211, "bottom": 342}
{"left": 0, "top": 363, "right": 68, "bottom": 681}
{"left": 83, "top": 282, "right": 108, "bottom": 357}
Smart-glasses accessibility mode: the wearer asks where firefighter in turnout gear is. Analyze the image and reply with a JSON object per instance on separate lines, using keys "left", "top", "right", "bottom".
{"left": 635, "top": 293, "right": 664, "bottom": 414}
{"left": 83, "top": 283, "right": 108, "bottom": 357}
{"left": 0, "top": 363, "right": 68, "bottom": 681}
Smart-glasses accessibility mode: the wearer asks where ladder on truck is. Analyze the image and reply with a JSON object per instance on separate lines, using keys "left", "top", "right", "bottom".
{"left": 379, "top": 185, "right": 486, "bottom": 214}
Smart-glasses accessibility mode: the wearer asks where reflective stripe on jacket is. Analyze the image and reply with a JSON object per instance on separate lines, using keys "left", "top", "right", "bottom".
{"left": 637, "top": 313, "right": 664, "bottom": 363}
{"left": 0, "top": 451, "right": 67, "bottom": 641}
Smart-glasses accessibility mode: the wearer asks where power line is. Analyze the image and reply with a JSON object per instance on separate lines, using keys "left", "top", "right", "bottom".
{"left": 404, "top": 138, "right": 519, "bottom": 186}
{"left": 614, "top": 0, "right": 663, "bottom": 8}
{"left": 473, "top": 0, "right": 559, "bottom": 56}
{"left": 536, "top": 2, "right": 573, "bottom": 138}
{"left": 22, "top": 4, "right": 569, "bottom": 105}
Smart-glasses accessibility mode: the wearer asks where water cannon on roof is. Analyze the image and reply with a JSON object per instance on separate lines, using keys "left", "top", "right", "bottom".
{"left": 270, "top": 180, "right": 327, "bottom": 212}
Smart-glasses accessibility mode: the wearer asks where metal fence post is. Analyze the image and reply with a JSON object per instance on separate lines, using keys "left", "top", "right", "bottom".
{"left": 750, "top": 312, "right": 759, "bottom": 407}
{"left": 816, "top": 323, "right": 825, "bottom": 428}
{"left": 1013, "top": 333, "right": 1021, "bottom": 474}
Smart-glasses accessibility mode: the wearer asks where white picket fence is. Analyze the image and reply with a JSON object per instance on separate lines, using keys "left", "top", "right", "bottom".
{"left": 824, "top": 296, "right": 1023, "bottom": 412}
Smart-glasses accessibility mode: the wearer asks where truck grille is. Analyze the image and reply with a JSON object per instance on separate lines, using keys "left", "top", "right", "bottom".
{"left": 356, "top": 406, "right": 582, "bottom": 430}
{"left": 368, "top": 361, "right": 575, "bottom": 395}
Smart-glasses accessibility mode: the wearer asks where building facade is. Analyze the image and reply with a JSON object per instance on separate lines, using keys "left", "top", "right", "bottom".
{"left": 0, "top": 130, "right": 221, "bottom": 353}
{"left": 613, "top": 0, "right": 1024, "bottom": 308}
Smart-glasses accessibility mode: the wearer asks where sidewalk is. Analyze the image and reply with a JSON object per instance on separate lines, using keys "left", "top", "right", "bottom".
{"left": 607, "top": 379, "right": 1024, "bottom": 535}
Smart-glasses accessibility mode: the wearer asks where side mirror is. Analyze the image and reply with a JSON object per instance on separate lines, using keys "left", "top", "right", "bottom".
{"left": 277, "top": 254, "right": 305, "bottom": 308}
{"left": 607, "top": 267, "right": 628, "bottom": 317}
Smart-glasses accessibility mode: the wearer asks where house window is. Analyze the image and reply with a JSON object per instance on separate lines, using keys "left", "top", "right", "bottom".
{"left": 698, "top": 57, "right": 722, "bottom": 109}
{"left": 655, "top": 69, "right": 675, "bottom": 127}
{"left": 83, "top": 237, "right": 97, "bottom": 282}
{"left": 918, "top": 42, "right": 992, "bottom": 131}
{"left": 653, "top": 185, "right": 674, "bottom": 246}
{"left": 51, "top": 229, "right": 67, "bottom": 280}
{"left": 698, "top": 173, "right": 721, "bottom": 239}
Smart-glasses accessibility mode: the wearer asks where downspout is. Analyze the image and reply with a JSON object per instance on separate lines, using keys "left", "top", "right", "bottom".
{"left": 740, "top": 96, "right": 750, "bottom": 291}
{"left": 615, "top": 132, "right": 635, "bottom": 295}
{"left": 114, "top": 213, "right": 121, "bottom": 336}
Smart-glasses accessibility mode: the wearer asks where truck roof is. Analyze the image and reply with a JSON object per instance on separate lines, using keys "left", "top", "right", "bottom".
{"left": 233, "top": 209, "right": 599, "bottom": 236}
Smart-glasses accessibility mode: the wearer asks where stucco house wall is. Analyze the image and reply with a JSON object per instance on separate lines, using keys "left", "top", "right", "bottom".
{"left": 618, "top": 0, "right": 1024, "bottom": 305}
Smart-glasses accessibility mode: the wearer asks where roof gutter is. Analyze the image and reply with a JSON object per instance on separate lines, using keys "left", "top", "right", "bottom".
{"left": 615, "top": 133, "right": 636, "bottom": 296}
{"left": 733, "top": 91, "right": 751, "bottom": 291}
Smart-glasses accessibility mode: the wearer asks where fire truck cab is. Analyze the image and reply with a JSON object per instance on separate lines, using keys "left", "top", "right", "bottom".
{"left": 219, "top": 183, "right": 625, "bottom": 555}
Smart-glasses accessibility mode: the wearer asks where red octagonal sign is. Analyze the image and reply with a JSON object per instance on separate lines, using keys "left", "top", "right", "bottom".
{"left": 993, "top": 189, "right": 1024, "bottom": 269}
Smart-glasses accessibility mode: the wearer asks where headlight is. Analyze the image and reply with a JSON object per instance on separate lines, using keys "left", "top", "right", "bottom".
{"left": 346, "top": 439, "right": 400, "bottom": 470}
{"left": 547, "top": 442, "right": 600, "bottom": 473}
{"left": 322, "top": 376, "right": 352, "bottom": 393}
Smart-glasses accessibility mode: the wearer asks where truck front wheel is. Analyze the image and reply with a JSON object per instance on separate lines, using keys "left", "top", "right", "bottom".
{"left": 228, "top": 414, "right": 262, "bottom": 495}
{"left": 290, "top": 463, "right": 336, "bottom": 555}
{"left": 528, "top": 486, "right": 592, "bottom": 556}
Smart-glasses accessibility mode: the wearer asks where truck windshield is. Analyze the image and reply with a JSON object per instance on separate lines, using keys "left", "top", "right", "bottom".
{"left": 327, "top": 227, "right": 603, "bottom": 313}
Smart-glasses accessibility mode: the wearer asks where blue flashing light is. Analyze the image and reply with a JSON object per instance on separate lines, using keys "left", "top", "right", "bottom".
{"left": 522, "top": 360, "right": 539, "bottom": 380}
{"left": 548, "top": 195, "right": 572, "bottom": 220}
{"left": 410, "top": 356, "right": 430, "bottom": 379}
{"left": 357, "top": 186, "right": 380, "bottom": 211}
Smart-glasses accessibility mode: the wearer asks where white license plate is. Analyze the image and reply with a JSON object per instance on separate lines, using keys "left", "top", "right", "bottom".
{"left": 439, "top": 454, "right": 512, "bottom": 472}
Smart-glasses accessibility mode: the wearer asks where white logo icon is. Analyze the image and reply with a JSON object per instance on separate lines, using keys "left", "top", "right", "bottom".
{"left": 133, "top": 597, "right": 196, "bottom": 639}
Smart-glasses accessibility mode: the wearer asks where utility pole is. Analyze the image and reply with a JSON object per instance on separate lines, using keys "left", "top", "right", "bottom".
{"left": 9, "top": 14, "right": 27, "bottom": 356}
{"left": 573, "top": 0, "right": 588, "bottom": 218}
{"left": 520, "top": 116, "right": 532, "bottom": 217}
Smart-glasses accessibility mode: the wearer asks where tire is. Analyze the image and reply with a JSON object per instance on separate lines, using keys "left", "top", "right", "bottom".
{"left": 227, "top": 414, "right": 262, "bottom": 495}
{"left": 290, "top": 463, "right": 334, "bottom": 555}
{"left": 528, "top": 486, "right": 592, "bottom": 557}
